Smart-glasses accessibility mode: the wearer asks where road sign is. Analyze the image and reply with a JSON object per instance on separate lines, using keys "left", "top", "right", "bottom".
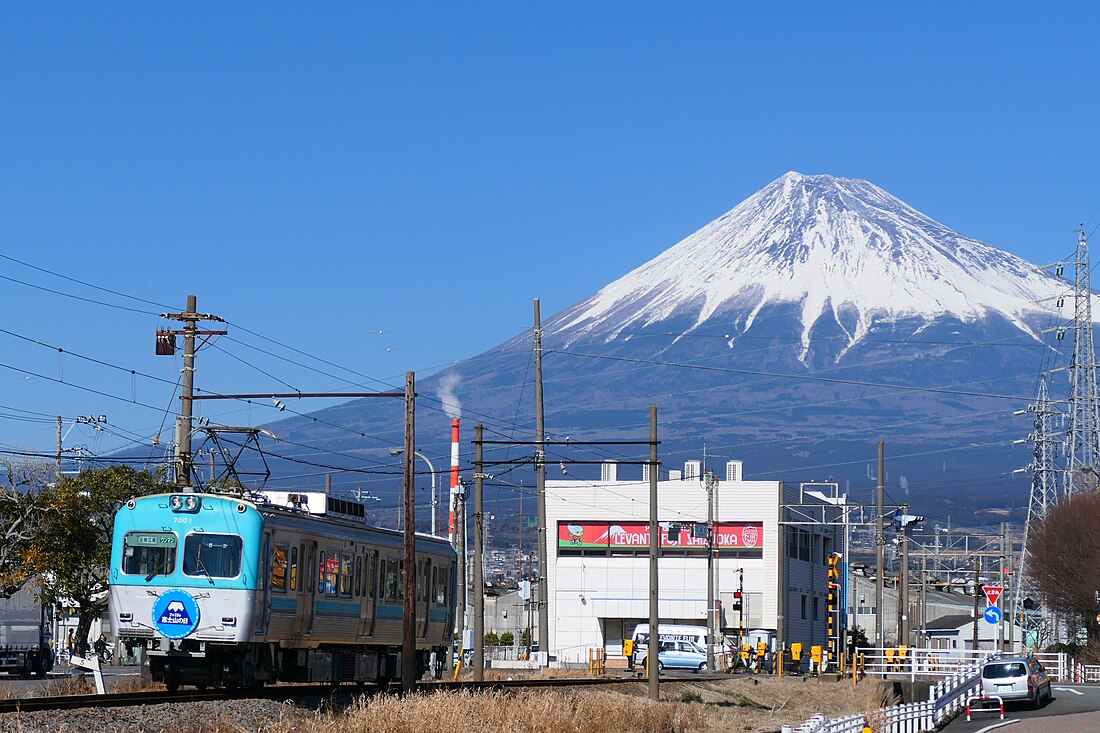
{"left": 984, "top": 606, "right": 1003, "bottom": 625}
{"left": 982, "top": 585, "right": 1004, "bottom": 606}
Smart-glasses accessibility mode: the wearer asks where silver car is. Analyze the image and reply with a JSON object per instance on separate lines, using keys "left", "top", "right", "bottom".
{"left": 980, "top": 656, "right": 1052, "bottom": 708}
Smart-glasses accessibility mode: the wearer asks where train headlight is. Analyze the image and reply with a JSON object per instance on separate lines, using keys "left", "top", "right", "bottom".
{"left": 170, "top": 494, "right": 201, "bottom": 512}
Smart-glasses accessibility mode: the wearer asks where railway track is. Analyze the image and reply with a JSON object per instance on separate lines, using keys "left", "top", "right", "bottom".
{"left": 0, "top": 675, "right": 654, "bottom": 715}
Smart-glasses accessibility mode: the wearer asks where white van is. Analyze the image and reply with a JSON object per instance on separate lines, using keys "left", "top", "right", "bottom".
{"left": 629, "top": 624, "right": 723, "bottom": 666}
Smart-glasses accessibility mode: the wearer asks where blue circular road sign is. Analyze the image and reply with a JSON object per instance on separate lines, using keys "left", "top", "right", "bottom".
{"left": 983, "top": 605, "right": 1003, "bottom": 625}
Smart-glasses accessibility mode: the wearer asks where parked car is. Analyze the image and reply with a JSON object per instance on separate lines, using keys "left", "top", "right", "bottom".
{"left": 979, "top": 656, "right": 1052, "bottom": 708}
{"left": 643, "top": 640, "right": 708, "bottom": 672}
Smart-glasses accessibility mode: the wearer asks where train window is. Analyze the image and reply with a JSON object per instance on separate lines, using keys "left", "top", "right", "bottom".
{"left": 318, "top": 551, "right": 327, "bottom": 594}
{"left": 368, "top": 551, "right": 378, "bottom": 599}
{"left": 122, "top": 531, "right": 177, "bottom": 577}
{"left": 430, "top": 567, "right": 437, "bottom": 604}
{"left": 384, "top": 559, "right": 397, "bottom": 601}
{"left": 289, "top": 546, "right": 298, "bottom": 591}
{"left": 354, "top": 555, "right": 363, "bottom": 597}
{"left": 182, "top": 534, "right": 242, "bottom": 579}
{"left": 339, "top": 554, "right": 353, "bottom": 597}
{"left": 436, "top": 566, "right": 448, "bottom": 606}
{"left": 324, "top": 552, "right": 339, "bottom": 596}
{"left": 272, "top": 544, "right": 288, "bottom": 592}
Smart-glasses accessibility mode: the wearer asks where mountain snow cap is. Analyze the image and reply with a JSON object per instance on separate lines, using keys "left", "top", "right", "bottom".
{"left": 556, "top": 171, "right": 1077, "bottom": 360}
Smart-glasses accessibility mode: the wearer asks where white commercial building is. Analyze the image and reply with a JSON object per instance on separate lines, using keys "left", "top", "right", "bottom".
{"left": 545, "top": 469, "right": 837, "bottom": 664}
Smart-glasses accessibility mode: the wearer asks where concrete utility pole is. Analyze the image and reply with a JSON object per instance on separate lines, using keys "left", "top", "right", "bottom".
{"left": 706, "top": 470, "right": 716, "bottom": 671}
{"left": 876, "top": 441, "right": 885, "bottom": 649}
{"left": 972, "top": 563, "right": 980, "bottom": 651}
{"left": 454, "top": 483, "right": 467, "bottom": 658}
{"left": 473, "top": 424, "right": 485, "bottom": 681}
{"left": 534, "top": 300, "right": 549, "bottom": 663}
{"left": 648, "top": 405, "right": 659, "bottom": 701}
{"left": 900, "top": 503, "right": 910, "bottom": 647}
{"left": 999, "top": 522, "right": 1007, "bottom": 651}
{"left": 401, "top": 372, "right": 417, "bottom": 693}
{"left": 55, "top": 416, "right": 62, "bottom": 477}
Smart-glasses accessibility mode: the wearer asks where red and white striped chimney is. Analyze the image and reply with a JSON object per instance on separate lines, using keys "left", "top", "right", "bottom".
{"left": 449, "top": 419, "right": 460, "bottom": 543}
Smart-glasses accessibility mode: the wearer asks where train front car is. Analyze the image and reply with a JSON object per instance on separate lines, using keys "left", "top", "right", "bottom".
{"left": 109, "top": 492, "right": 266, "bottom": 690}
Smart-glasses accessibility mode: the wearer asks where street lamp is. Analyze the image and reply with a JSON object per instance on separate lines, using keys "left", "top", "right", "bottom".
{"left": 390, "top": 448, "right": 437, "bottom": 536}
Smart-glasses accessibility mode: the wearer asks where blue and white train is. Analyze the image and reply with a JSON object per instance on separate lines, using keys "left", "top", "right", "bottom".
{"left": 108, "top": 489, "right": 456, "bottom": 690}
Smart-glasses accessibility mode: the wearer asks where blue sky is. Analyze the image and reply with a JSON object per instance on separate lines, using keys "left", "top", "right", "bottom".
{"left": 0, "top": 3, "right": 1097, "bottom": 463}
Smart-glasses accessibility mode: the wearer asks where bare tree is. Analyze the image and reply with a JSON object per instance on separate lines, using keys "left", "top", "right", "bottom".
{"left": 1029, "top": 490, "right": 1100, "bottom": 652}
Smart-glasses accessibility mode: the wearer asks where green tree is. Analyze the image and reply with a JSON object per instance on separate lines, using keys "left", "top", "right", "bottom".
{"left": 499, "top": 631, "right": 515, "bottom": 646}
{"left": 22, "top": 465, "right": 163, "bottom": 653}
{"left": 0, "top": 457, "right": 54, "bottom": 597}
{"left": 484, "top": 631, "right": 500, "bottom": 646}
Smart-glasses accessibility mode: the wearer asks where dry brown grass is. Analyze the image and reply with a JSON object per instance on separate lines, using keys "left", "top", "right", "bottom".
{"left": 279, "top": 688, "right": 705, "bottom": 733}
{"left": 43, "top": 674, "right": 93, "bottom": 697}
{"left": 171, "top": 676, "right": 891, "bottom": 733}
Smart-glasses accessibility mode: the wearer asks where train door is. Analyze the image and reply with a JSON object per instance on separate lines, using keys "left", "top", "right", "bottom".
{"left": 255, "top": 530, "right": 272, "bottom": 636}
{"left": 358, "top": 549, "right": 378, "bottom": 637}
{"left": 417, "top": 557, "right": 431, "bottom": 638}
{"left": 295, "top": 540, "right": 316, "bottom": 635}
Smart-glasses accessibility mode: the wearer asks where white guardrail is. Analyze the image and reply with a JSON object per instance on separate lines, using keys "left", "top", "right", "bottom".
{"left": 784, "top": 649, "right": 1085, "bottom": 733}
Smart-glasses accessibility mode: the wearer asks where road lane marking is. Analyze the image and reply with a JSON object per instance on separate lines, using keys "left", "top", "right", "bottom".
{"left": 974, "top": 720, "right": 1019, "bottom": 733}
{"left": 1053, "top": 687, "right": 1084, "bottom": 695}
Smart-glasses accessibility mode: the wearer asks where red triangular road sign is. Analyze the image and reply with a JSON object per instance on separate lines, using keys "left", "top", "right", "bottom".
{"left": 983, "top": 585, "right": 1004, "bottom": 606}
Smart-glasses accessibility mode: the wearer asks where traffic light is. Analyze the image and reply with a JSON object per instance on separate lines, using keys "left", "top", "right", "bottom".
{"left": 731, "top": 590, "right": 743, "bottom": 611}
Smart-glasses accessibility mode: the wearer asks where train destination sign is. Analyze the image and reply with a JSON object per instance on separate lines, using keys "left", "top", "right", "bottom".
{"left": 558, "top": 520, "right": 763, "bottom": 549}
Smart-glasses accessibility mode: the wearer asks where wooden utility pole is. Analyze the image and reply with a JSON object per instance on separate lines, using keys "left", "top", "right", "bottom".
{"left": 157, "top": 295, "right": 226, "bottom": 487}
{"left": 875, "top": 441, "right": 885, "bottom": 648}
{"left": 648, "top": 405, "right": 659, "bottom": 701}
{"left": 401, "top": 371, "right": 417, "bottom": 693}
{"left": 534, "top": 299, "right": 548, "bottom": 663}
{"left": 473, "top": 424, "right": 485, "bottom": 681}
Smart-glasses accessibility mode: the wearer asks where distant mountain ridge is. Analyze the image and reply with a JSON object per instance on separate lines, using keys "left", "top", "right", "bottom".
{"left": 258, "top": 172, "right": 1078, "bottom": 530}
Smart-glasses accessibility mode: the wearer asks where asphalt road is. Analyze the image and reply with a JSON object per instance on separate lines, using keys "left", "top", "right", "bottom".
{"left": 941, "top": 684, "right": 1100, "bottom": 732}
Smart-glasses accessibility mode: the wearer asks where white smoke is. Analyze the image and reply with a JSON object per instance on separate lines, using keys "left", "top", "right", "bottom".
{"left": 437, "top": 373, "right": 462, "bottom": 420}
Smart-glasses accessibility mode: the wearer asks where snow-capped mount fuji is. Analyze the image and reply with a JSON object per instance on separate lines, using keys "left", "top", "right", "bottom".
{"left": 261, "top": 172, "right": 1077, "bottom": 531}
{"left": 555, "top": 172, "right": 1068, "bottom": 361}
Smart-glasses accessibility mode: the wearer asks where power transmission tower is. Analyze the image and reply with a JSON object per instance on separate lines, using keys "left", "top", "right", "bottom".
{"left": 1065, "top": 230, "right": 1100, "bottom": 497}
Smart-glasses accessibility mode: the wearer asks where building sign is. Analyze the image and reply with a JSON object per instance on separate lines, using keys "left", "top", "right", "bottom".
{"left": 558, "top": 521, "right": 763, "bottom": 549}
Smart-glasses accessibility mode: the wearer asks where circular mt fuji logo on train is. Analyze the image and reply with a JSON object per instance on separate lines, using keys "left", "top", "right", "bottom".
{"left": 152, "top": 590, "right": 201, "bottom": 638}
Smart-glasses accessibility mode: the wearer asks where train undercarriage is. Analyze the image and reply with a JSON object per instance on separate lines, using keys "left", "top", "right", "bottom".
{"left": 146, "top": 638, "right": 441, "bottom": 690}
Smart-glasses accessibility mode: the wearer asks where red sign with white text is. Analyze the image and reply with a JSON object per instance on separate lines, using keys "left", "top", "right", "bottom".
{"left": 558, "top": 521, "right": 763, "bottom": 549}
{"left": 982, "top": 585, "right": 1004, "bottom": 606}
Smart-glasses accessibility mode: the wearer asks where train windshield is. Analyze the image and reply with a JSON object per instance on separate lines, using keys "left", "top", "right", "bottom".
{"left": 122, "top": 532, "right": 178, "bottom": 577}
{"left": 183, "top": 534, "right": 243, "bottom": 579}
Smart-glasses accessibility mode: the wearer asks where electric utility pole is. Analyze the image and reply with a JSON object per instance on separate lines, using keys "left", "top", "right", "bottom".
{"left": 473, "top": 424, "right": 485, "bottom": 681}
{"left": 876, "top": 441, "right": 885, "bottom": 649}
{"left": 401, "top": 372, "right": 417, "bottom": 693}
{"left": 157, "top": 295, "right": 226, "bottom": 487}
{"left": 706, "top": 469, "right": 716, "bottom": 672}
{"left": 534, "top": 299, "right": 549, "bottom": 664}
